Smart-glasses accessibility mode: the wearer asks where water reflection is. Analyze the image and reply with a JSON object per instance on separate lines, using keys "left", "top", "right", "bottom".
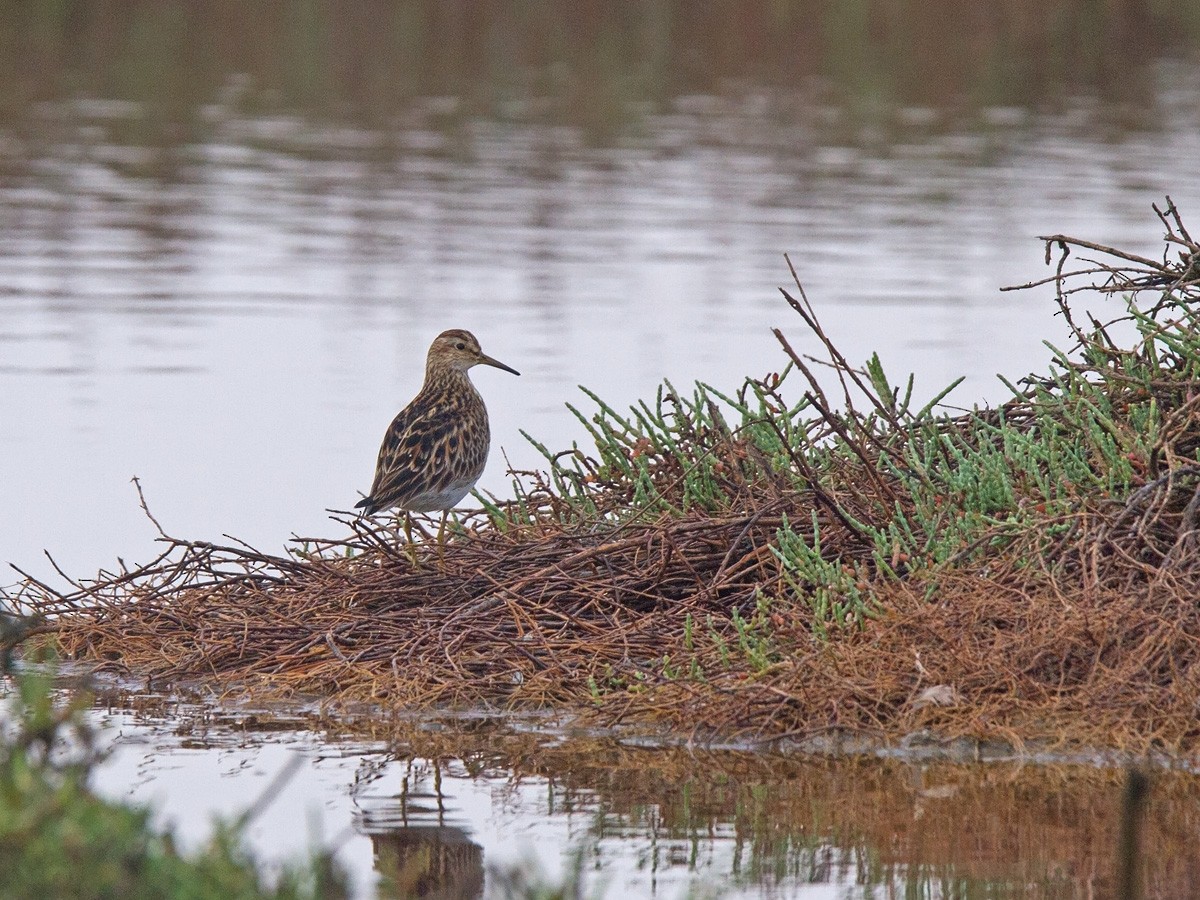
{"left": 2, "top": 5, "right": 1200, "bottom": 626}
{"left": 7, "top": 7, "right": 1200, "bottom": 895}
{"left": 355, "top": 757, "right": 485, "bottom": 899}
{"left": 5, "top": 8, "right": 1199, "bottom": 896}
{"left": 368, "top": 826, "right": 484, "bottom": 900}
{"left": 90, "top": 698, "right": 1200, "bottom": 899}
{"left": 4, "top": 2, "right": 1197, "bottom": 131}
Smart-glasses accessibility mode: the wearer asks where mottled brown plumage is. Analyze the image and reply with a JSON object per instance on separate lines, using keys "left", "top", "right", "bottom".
{"left": 356, "top": 329, "right": 519, "bottom": 517}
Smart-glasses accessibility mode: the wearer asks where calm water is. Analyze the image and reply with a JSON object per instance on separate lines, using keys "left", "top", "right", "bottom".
{"left": 2, "top": 4, "right": 1200, "bottom": 585}
{"left": 4, "top": 6, "right": 1200, "bottom": 896}
{"left": 87, "top": 693, "right": 1200, "bottom": 899}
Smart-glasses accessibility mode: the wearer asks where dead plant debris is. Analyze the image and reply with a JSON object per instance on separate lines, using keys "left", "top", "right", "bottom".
{"left": 7, "top": 198, "right": 1200, "bottom": 754}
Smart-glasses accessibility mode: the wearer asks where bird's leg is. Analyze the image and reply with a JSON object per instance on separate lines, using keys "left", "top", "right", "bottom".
{"left": 403, "top": 513, "right": 419, "bottom": 567}
{"left": 436, "top": 510, "right": 449, "bottom": 567}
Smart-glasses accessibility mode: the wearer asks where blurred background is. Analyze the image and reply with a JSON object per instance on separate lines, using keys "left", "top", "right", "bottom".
{"left": 3, "top": 0, "right": 1200, "bottom": 583}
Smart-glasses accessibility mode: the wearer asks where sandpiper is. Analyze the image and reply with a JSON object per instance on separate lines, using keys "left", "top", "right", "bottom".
{"left": 356, "top": 329, "right": 519, "bottom": 550}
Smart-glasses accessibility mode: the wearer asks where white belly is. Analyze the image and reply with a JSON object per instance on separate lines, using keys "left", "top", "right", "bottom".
{"left": 403, "top": 480, "right": 475, "bottom": 513}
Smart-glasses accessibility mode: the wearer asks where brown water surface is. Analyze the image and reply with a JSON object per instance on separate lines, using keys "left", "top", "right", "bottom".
{"left": 91, "top": 694, "right": 1200, "bottom": 899}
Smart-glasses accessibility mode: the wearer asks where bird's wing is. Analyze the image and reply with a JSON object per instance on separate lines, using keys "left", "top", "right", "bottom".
{"left": 362, "top": 401, "right": 459, "bottom": 511}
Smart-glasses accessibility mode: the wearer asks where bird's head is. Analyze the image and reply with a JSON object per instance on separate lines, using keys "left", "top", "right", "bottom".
{"left": 427, "top": 329, "right": 520, "bottom": 376}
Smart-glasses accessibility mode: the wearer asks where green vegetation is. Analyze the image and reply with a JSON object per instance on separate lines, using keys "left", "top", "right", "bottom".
{"left": 9, "top": 201, "right": 1200, "bottom": 753}
{"left": 493, "top": 200, "right": 1199, "bottom": 652}
{"left": 0, "top": 624, "right": 347, "bottom": 900}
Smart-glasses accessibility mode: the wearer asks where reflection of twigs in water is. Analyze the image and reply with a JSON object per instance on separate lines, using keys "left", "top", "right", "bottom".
{"left": 1116, "top": 768, "right": 1149, "bottom": 900}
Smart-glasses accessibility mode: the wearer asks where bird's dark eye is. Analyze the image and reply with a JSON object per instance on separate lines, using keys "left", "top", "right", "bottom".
{"left": 455, "top": 342, "right": 466, "bottom": 350}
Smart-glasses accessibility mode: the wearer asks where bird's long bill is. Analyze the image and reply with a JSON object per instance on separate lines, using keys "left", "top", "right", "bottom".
{"left": 480, "top": 353, "right": 520, "bottom": 376}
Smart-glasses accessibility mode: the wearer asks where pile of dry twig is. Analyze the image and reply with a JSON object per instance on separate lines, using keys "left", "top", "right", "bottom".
{"left": 7, "top": 198, "right": 1200, "bottom": 753}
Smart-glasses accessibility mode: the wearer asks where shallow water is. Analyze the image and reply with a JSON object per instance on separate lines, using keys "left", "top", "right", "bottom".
{"left": 87, "top": 691, "right": 1199, "bottom": 899}
{"left": 2, "top": 5, "right": 1200, "bottom": 585}
{"left": 5, "top": 8, "right": 1200, "bottom": 897}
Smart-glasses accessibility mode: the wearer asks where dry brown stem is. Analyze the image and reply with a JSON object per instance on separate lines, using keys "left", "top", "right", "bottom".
{"left": 9, "top": 200, "right": 1200, "bottom": 754}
